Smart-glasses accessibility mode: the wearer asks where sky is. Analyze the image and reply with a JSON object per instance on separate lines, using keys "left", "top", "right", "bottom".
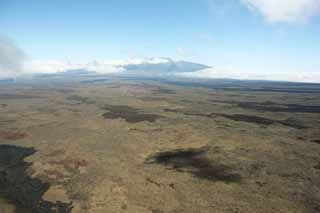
{"left": 1, "top": 0, "right": 320, "bottom": 82}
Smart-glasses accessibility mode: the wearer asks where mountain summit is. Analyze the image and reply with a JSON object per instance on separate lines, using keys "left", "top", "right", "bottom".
{"left": 117, "top": 57, "right": 210, "bottom": 74}
{"left": 25, "top": 57, "right": 210, "bottom": 78}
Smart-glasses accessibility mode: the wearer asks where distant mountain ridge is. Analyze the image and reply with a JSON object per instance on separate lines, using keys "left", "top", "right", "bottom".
{"left": 32, "top": 57, "right": 211, "bottom": 78}
{"left": 119, "top": 58, "right": 210, "bottom": 74}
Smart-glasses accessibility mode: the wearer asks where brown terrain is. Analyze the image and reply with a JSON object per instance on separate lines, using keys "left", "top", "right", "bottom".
{"left": 0, "top": 77, "right": 320, "bottom": 213}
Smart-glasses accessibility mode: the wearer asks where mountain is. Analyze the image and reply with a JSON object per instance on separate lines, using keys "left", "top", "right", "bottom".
{"left": 30, "top": 58, "right": 211, "bottom": 78}
{"left": 119, "top": 58, "right": 210, "bottom": 74}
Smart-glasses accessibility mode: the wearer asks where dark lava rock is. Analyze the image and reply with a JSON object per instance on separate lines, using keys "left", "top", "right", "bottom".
{"left": 211, "top": 100, "right": 320, "bottom": 113}
{"left": 0, "top": 145, "right": 72, "bottom": 213}
{"left": 103, "top": 105, "right": 163, "bottom": 123}
{"left": 211, "top": 113, "right": 306, "bottom": 129}
{"left": 164, "top": 109, "right": 306, "bottom": 129}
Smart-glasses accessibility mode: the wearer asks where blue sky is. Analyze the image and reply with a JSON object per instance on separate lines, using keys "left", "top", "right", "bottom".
{"left": 1, "top": 0, "right": 320, "bottom": 81}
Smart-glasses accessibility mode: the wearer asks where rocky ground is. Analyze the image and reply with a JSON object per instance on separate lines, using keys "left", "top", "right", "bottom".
{"left": 0, "top": 77, "right": 320, "bottom": 213}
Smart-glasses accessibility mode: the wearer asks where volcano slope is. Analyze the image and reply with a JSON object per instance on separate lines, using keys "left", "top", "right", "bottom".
{"left": 0, "top": 77, "right": 320, "bottom": 213}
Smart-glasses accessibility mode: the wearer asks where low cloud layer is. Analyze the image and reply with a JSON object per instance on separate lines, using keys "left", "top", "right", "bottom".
{"left": 178, "top": 67, "right": 320, "bottom": 83}
{"left": 1, "top": 56, "right": 319, "bottom": 83}
{"left": 0, "top": 35, "right": 26, "bottom": 78}
{"left": 23, "top": 60, "right": 124, "bottom": 75}
{"left": 22, "top": 58, "right": 173, "bottom": 75}
{"left": 0, "top": 35, "right": 318, "bottom": 83}
{"left": 242, "top": 0, "right": 320, "bottom": 23}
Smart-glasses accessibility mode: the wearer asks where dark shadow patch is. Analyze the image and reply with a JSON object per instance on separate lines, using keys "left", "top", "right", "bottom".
{"left": 311, "top": 139, "right": 320, "bottom": 144}
{"left": 314, "top": 163, "right": 320, "bottom": 170}
{"left": 145, "top": 147, "right": 241, "bottom": 182}
{"left": 0, "top": 131, "right": 27, "bottom": 140}
{"left": 164, "top": 109, "right": 306, "bottom": 129}
{"left": 0, "top": 145, "right": 72, "bottom": 213}
{"left": 103, "top": 105, "right": 163, "bottom": 123}
{"left": 211, "top": 100, "right": 320, "bottom": 114}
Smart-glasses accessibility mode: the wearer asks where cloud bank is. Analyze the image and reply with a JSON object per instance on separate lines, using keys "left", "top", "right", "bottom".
{"left": 23, "top": 60, "right": 124, "bottom": 75}
{"left": 178, "top": 67, "right": 320, "bottom": 83}
{"left": 241, "top": 0, "right": 320, "bottom": 23}
{"left": 22, "top": 58, "right": 174, "bottom": 75}
{"left": 0, "top": 35, "right": 319, "bottom": 83}
{"left": 0, "top": 35, "right": 26, "bottom": 78}
{"left": 1, "top": 56, "right": 319, "bottom": 83}
{"left": 22, "top": 59, "right": 320, "bottom": 83}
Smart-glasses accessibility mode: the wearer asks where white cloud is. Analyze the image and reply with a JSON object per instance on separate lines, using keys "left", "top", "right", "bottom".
{"left": 21, "top": 57, "right": 175, "bottom": 76}
{"left": 22, "top": 60, "right": 124, "bottom": 75}
{"left": 242, "top": 0, "right": 320, "bottom": 23}
{"left": 0, "top": 35, "right": 175, "bottom": 78}
{"left": 1, "top": 35, "right": 318, "bottom": 83}
{"left": 178, "top": 67, "right": 320, "bottom": 83}
{"left": 23, "top": 60, "right": 80, "bottom": 74}
{"left": 0, "top": 35, "right": 26, "bottom": 78}
{"left": 4, "top": 57, "right": 320, "bottom": 83}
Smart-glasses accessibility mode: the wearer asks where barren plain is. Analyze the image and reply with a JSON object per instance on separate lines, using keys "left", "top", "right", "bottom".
{"left": 0, "top": 77, "right": 320, "bottom": 213}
